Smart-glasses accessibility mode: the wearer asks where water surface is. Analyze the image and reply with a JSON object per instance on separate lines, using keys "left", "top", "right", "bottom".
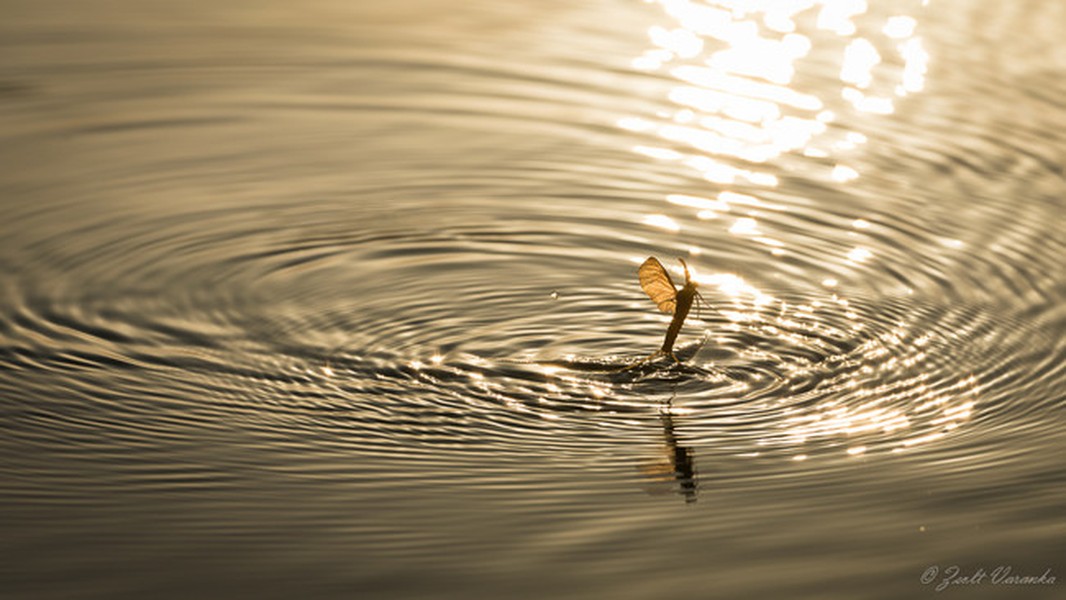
{"left": 2, "top": 0, "right": 1064, "bottom": 598}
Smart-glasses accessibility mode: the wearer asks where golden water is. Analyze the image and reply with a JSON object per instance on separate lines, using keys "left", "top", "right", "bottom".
{"left": 2, "top": 0, "right": 1064, "bottom": 598}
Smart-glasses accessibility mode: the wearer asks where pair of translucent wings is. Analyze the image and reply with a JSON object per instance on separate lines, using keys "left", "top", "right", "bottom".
{"left": 638, "top": 257, "right": 678, "bottom": 314}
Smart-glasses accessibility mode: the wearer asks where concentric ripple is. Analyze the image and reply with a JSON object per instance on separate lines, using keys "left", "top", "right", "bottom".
{"left": 3, "top": 196, "right": 1058, "bottom": 472}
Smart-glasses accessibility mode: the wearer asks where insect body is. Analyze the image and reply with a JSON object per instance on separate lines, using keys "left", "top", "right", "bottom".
{"left": 638, "top": 256, "right": 703, "bottom": 362}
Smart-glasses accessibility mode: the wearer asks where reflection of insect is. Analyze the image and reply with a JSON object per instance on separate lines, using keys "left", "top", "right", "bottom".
{"left": 638, "top": 256, "right": 705, "bottom": 362}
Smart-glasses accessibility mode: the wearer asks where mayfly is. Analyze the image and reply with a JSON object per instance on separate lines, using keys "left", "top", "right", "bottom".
{"left": 637, "top": 256, "right": 706, "bottom": 363}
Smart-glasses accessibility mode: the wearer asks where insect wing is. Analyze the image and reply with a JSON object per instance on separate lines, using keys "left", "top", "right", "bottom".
{"left": 638, "top": 257, "right": 678, "bottom": 314}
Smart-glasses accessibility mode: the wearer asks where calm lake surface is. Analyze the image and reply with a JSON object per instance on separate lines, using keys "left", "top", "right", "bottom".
{"left": 2, "top": 0, "right": 1064, "bottom": 598}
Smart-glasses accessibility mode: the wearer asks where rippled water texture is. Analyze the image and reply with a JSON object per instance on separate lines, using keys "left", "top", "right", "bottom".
{"left": 2, "top": 0, "right": 1065, "bottom": 598}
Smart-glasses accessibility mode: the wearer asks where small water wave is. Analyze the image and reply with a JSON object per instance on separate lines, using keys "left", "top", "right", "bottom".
{"left": 5, "top": 208, "right": 1057, "bottom": 479}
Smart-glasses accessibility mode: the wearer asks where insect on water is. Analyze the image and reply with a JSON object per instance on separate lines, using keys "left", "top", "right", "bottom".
{"left": 636, "top": 256, "right": 707, "bottom": 364}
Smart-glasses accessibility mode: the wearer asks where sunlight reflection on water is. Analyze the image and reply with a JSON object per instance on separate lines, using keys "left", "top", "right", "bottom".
{"left": 625, "top": 0, "right": 929, "bottom": 186}
{"left": 616, "top": 0, "right": 983, "bottom": 457}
